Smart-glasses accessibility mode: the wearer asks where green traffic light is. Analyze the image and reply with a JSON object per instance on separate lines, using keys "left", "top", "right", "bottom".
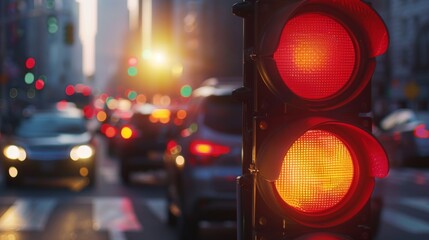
{"left": 24, "top": 72, "right": 34, "bottom": 84}
{"left": 127, "top": 66, "right": 138, "bottom": 77}
{"left": 47, "top": 16, "right": 58, "bottom": 33}
{"left": 180, "top": 85, "right": 192, "bottom": 97}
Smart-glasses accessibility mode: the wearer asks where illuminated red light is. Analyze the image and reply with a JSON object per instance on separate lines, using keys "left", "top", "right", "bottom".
{"left": 190, "top": 140, "right": 230, "bottom": 157}
{"left": 25, "top": 57, "right": 36, "bottom": 69}
{"left": 128, "top": 57, "right": 138, "bottom": 66}
{"left": 83, "top": 105, "right": 94, "bottom": 119}
{"left": 105, "top": 126, "right": 117, "bottom": 138}
{"left": 274, "top": 13, "right": 356, "bottom": 100}
{"left": 414, "top": 124, "right": 429, "bottom": 139}
{"left": 35, "top": 79, "right": 45, "bottom": 90}
{"left": 65, "top": 85, "right": 75, "bottom": 96}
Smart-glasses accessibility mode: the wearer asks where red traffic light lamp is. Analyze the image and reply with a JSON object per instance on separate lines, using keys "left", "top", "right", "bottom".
{"left": 234, "top": 0, "right": 389, "bottom": 239}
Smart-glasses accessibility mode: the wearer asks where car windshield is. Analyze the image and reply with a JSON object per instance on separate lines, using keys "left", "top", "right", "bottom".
{"left": 15, "top": 113, "right": 87, "bottom": 138}
{"left": 202, "top": 95, "right": 242, "bottom": 135}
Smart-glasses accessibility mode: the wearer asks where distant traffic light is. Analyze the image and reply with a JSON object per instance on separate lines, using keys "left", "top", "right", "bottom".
{"left": 180, "top": 85, "right": 192, "bottom": 97}
{"left": 234, "top": 0, "right": 390, "bottom": 239}
{"left": 25, "top": 57, "right": 36, "bottom": 69}
{"left": 127, "top": 57, "right": 138, "bottom": 77}
{"left": 35, "top": 79, "right": 45, "bottom": 90}
{"left": 47, "top": 16, "right": 59, "bottom": 34}
{"left": 64, "top": 23, "right": 74, "bottom": 45}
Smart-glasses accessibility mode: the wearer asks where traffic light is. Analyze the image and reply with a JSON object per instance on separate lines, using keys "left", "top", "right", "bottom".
{"left": 47, "top": 15, "right": 59, "bottom": 34}
{"left": 64, "top": 23, "right": 74, "bottom": 45}
{"left": 233, "top": 0, "right": 389, "bottom": 239}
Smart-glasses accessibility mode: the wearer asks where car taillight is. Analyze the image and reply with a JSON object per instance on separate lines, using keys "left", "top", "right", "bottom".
{"left": 101, "top": 124, "right": 117, "bottom": 138}
{"left": 189, "top": 140, "right": 230, "bottom": 165}
{"left": 120, "top": 125, "right": 137, "bottom": 139}
{"left": 414, "top": 124, "right": 429, "bottom": 139}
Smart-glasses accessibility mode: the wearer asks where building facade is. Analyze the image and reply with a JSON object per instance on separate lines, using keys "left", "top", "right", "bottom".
{"left": 0, "top": 0, "right": 82, "bottom": 113}
{"left": 373, "top": 0, "right": 429, "bottom": 114}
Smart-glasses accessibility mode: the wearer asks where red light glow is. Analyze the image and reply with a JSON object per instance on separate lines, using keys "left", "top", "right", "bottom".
{"left": 65, "top": 85, "right": 75, "bottom": 96}
{"left": 274, "top": 13, "right": 356, "bottom": 100}
{"left": 105, "top": 126, "right": 117, "bottom": 138}
{"left": 414, "top": 124, "right": 429, "bottom": 139}
{"left": 190, "top": 140, "right": 230, "bottom": 157}
{"left": 25, "top": 57, "right": 36, "bottom": 69}
{"left": 35, "top": 79, "right": 45, "bottom": 90}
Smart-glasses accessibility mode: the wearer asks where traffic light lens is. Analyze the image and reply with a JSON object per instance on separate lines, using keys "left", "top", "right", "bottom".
{"left": 275, "top": 130, "right": 354, "bottom": 213}
{"left": 274, "top": 13, "right": 356, "bottom": 100}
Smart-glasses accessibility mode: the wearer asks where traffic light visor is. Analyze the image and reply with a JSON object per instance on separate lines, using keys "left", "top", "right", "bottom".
{"left": 274, "top": 130, "right": 354, "bottom": 213}
{"left": 273, "top": 13, "right": 356, "bottom": 100}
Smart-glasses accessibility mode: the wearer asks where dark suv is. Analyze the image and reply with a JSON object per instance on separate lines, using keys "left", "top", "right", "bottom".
{"left": 164, "top": 77, "right": 242, "bottom": 240}
{"left": 117, "top": 104, "right": 169, "bottom": 184}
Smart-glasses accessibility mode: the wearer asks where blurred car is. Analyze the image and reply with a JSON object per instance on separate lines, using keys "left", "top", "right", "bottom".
{"left": 99, "top": 108, "right": 133, "bottom": 156}
{"left": 376, "top": 108, "right": 429, "bottom": 167}
{"left": 116, "top": 103, "right": 171, "bottom": 184}
{"left": 0, "top": 109, "right": 96, "bottom": 187}
{"left": 164, "top": 77, "right": 242, "bottom": 240}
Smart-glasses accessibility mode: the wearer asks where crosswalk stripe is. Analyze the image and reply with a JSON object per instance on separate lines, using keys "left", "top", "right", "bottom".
{"left": 145, "top": 198, "right": 167, "bottom": 223}
{"left": 93, "top": 197, "right": 142, "bottom": 232}
{"left": 0, "top": 198, "right": 57, "bottom": 231}
{"left": 383, "top": 208, "right": 429, "bottom": 233}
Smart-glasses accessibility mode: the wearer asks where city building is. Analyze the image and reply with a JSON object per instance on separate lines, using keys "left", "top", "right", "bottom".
{"left": 172, "top": 0, "right": 243, "bottom": 86}
{"left": 373, "top": 0, "right": 429, "bottom": 115}
{"left": 0, "top": 0, "right": 82, "bottom": 113}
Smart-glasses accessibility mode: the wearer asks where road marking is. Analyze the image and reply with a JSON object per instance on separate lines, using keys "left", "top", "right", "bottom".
{"left": 93, "top": 197, "right": 141, "bottom": 240}
{"left": 145, "top": 198, "right": 167, "bottom": 223}
{"left": 0, "top": 198, "right": 57, "bottom": 231}
{"left": 400, "top": 198, "right": 429, "bottom": 213}
{"left": 383, "top": 208, "right": 429, "bottom": 233}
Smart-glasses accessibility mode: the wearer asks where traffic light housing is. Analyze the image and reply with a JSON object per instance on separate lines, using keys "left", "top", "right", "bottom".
{"left": 64, "top": 23, "right": 74, "bottom": 45}
{"left": 234, "top": 0, "right": 389, "bottom": 239}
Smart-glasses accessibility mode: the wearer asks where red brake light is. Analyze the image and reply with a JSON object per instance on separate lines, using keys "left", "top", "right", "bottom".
{"left": 274, "top": 13, "right": 356, "bottom": 100}
{"left": 414, "top": 124, "right": 429, "bottom": 138}
{"left": 189, "top": 140, "right": 230, "bottom": 165}
{"left": 105, "top": 125, "right": 117, "bottom": 138}
{"left": 166, "top": 140, "right": 178, "bottom": 153}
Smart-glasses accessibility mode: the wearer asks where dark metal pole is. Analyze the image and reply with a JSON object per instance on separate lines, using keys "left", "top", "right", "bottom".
{"left": 233, "top": 1, "right": 255, "bottom": 239}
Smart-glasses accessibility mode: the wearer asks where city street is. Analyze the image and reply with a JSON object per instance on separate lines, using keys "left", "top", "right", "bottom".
{"left": 0, "top": 135, "right": 427, "bottom": 239}
{"left": 375, "top": 168, "right": 429, "bottom": 240}
{"left": 0, "top": 135, "right": 236, "bottom": 240}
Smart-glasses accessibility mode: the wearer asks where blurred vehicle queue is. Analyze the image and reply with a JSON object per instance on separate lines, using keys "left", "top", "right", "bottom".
{"left": 375, "top": 108, "right": 429, "bottom": 168}
{"left": 164, "top": 77, "right": 242, "bottom": 240}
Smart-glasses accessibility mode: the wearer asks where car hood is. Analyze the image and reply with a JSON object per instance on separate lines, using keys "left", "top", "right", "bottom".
{"left": 11, "top": 132, "right": 92, "bottom": 147}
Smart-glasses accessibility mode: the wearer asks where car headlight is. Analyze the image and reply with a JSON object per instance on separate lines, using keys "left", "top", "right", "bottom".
{"left": 3, "top": 145, "right": 27, "bottom": 161}
{"left": 70, "top": 145, "right": 94, "bottom": 161}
